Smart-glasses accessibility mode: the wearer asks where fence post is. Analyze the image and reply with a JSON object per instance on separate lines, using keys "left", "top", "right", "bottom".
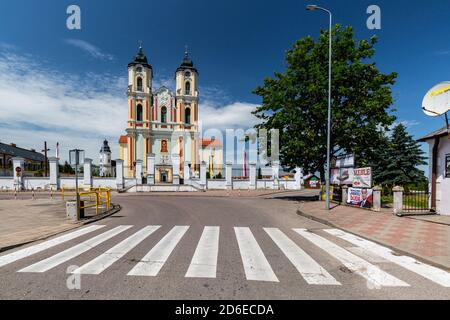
{"left": 115, "top": 159, "right": 124, "bottom": 190}
{"left": 372, "top": 186, "right": 382, "bottom": 212}
{"left": 200, "top": 161, "right": 207, "bottom": 189}
{"left": 83, "top": 158, "right": 93, "bottom": 188}
{"left": 294, "top": 168, "right": 303, "bottom": 190}
{"left": 226, "top": 162, "right": 233, "bottom": 191}
{"left": 135, "top": 160, "right": 143, "bottom": 185}
{"left": 184, "top": 161, "right": 191, "bottom": 183}
{"left": 249, "top": 162, "right": 257, "bottom": 190}
{"left": 272, "top": 161, "right": 280, "bottom": 190}
{"left": 342, "top": 186, "right": 348, "bottom": 205}
{"left": 12, "top": 157, "right": 25, "bottom": 191}
{"left": 172, "top": 154, "right": 180, "bottom": 186}
{"left": 393, "top": 186, "right": 404, "bottom": 215}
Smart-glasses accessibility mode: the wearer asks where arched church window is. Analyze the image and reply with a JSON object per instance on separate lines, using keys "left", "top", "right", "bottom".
{"left": 161, "top": 107, "right": 167, "bottom": 123}
{"left": 185, "top": 108, "right": 191, "bottom": 124}
{"left": 137, "top": 104, "right": 143, "bottom": 122}
{"left": 137, "top": 77, "right": 143, "bottom": 91}
{"left": 185, "top": 81, "right": 191, "bottom": 95}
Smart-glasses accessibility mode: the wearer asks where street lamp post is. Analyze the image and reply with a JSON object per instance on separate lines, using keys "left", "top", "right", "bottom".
{"left": 69, "top": 149, "right": 85, "bottom": 219}
{"left": 306, "top": 4, "right": 333, "bottom": 211}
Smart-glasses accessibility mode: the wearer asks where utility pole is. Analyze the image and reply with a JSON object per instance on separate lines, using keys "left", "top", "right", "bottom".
{"left": 42, "top": 142, "right": 50, "bottom": 177}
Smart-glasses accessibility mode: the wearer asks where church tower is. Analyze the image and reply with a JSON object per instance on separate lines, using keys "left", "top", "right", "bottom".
{"left": 125, "top": 44, "right": 153, "bottom": 176}
{"left": 175, "top": 47, "right": 199, "bottom": 131}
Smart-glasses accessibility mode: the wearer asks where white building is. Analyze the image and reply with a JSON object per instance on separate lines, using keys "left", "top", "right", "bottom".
{"left": 99, "top": 139, "right": 112, "bottom": 177}
{"left": 419, "top": 127, "right": 450, "bottom": 216}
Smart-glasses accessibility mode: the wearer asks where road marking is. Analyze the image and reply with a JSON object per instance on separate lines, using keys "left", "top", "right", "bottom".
{"left": 18, "top": 226, "right": 132, "bottom": 273}
{"left": 0, "top": 225, "right": 105, "bottom": 268}
{"left": 185, "top": 226, "right": 220, "bottom": 278}
{"left": 325, "top": 228, "right": 450, "bottom": 287}
{"left": 234, "top": 227, "right": 279, "bottom": 282}
{"left": 264, "top": 228, "right": 341, "bottom": 285}
{"left": 294, "top": 229, "right": 409, "bottom": 287}
{"left": 128, "top": 226, "right": 190, "bottom": 277}
{"left": 72, "top": 226, "right": 161, "bottom": 275}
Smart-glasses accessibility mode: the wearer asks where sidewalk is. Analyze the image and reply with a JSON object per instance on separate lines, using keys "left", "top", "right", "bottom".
{"left": 297, "top": 201, "right": 450, "bottom": 270}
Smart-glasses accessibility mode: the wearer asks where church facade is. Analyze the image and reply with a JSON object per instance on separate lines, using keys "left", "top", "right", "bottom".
{"left": 119, "top": 46, "right": 200, "bottom": 182}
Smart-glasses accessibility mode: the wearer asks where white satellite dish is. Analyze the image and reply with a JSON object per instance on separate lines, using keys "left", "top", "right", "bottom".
{"left": 422, "top": 82, "right": 450, "bottom": 117}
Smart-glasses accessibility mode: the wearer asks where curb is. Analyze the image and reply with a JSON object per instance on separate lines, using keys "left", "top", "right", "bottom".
{"left": 0, "top": 204, "right": 122, "bottom": 254}
{"left": 296, "top": 206, "right": 450, "bottom": 273}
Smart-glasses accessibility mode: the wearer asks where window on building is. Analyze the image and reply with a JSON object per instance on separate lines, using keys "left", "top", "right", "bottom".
{"left": 185, "top": 81, "right": 191, "bottom": 95}
{"left": 185, "top": 108, "right": 191, "bottom": 124}
{"left": 161, "top": 107, "right": 167, "bottom": 123}
{"left": 137, "top": 104, "right": 143, "bottom": 122}
{"left": 137, "top": 77, "right": 143, "bottom": 91}
{"left": 446, "top": 154, "right": 450, "bottom": 178}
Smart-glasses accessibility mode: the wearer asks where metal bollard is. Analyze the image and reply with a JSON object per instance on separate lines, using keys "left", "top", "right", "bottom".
{"left": 32, "top": 189, "right": 35, "bottom": 200}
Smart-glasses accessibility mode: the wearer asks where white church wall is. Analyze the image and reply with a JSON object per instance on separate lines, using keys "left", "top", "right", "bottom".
{"left": 0, "top": 177, "right": 12, "bottom": 190}
{"left": 23, "top": 177, "right": 51, "bottom": 190}
{"left": 232, "top": 180, "right": 250, "bottom": 190}
{"left": 257, "top": 179, "right": 275, "bottom": 189}
{"left": 93, "top": 178, "right": 118, "bottom": 189}
{"left": 206, "top": 179, "right": 227, "bottom": 190}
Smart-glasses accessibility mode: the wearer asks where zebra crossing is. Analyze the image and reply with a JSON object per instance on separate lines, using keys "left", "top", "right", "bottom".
{"left": 2, "top": 224, "right": 450, "bottom": 288}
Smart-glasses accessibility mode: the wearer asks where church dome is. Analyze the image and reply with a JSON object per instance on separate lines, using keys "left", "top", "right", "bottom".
{"left": 128, "top": 45, "right": 152, "bottom": 69}
{"left": 176, "top": 48, "right": 198, "bottom": 73}
{"left": 100, "top": 139, "right": 111, "bottom": 153}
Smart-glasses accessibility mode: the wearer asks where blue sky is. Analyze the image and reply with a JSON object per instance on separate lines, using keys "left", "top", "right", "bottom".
{"left": 0, "top": 0, "right": 449, "bottom": 169}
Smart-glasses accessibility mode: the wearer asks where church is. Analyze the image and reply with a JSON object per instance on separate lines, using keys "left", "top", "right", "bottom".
{"left": 119, "top": 45, "right": 200, "bottom": 182}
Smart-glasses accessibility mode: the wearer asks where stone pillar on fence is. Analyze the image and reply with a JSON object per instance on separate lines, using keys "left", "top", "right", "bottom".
{"left": 147, "top": 154, "right": 155, "bottom": 185}
{"left": 200, "top": 161, "right": 207, "bottom": 189}
{"left": 115, "top": 159, "right": 124, "bottom": 190}
{"left": 249, "top": 162, "right": 257, "bottom": 190}
{"left": 372, "top": 186, "right": 382, "bottom": 212}
{"left": 272, "top": 160, "right": 280, "bottom": 190}
{"left": 49, "top": 157, "right": 59, "bottom": 191}
{"left": 83, "top": 158, "right": 93, "bottom": 188}
{"left": 12, "top": 157, "right": 25, "bottom": 191}
{"left": 226, "top": 162, "right": 233, "bottom": 190}
{"left": 184, "top": 161, "right": 191, "bottom": 183}
{"left": 295, "top": 167, "right": 303, "bottom": 190}
{"left": 393, "top": 186, "right": 404, "bottom": 215}
{"left": 342, "top": 185, "right": 349, "bottom": 205}
{"left": 172, "top": 154, "right": 180, "bottom": 185}
{"left": 135, "top": 160, "right": 143, "bottom": 185}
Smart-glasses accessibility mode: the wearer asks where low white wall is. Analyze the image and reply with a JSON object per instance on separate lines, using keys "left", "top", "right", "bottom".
{"left": 93, "top": 178, "right": 117, "bottom": 189}
{"left": 257, "top": 179, "right": 275, "bottom": 189}
{"left": 280, "top": 179, "right": 298, "bottom": 190}
{"left": 23, "top": 177, "right": 51, "bottom": 190}
{"left": 0, "top": 177, "right": 12, "bottom": 190}
{"left": 206, "top": 179, "right": 227, "bottom": 190}
{"left": 232, "top": 180, "right": 250, "bottom": 190}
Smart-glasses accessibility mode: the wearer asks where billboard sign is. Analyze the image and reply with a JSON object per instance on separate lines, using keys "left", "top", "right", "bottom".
{"left": 352, "top": 167, "right": 372, "bottom": 188}
{"left": 331, "top": 167, "right": 354, "bottom": 185}
{"left": 347, "top": 187, "right": 373, "bottom": 208}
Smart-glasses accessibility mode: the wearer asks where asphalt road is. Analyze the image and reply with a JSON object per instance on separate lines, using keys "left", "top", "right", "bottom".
{"left": 1, "top": 192, "right": 450, "bottom": 300}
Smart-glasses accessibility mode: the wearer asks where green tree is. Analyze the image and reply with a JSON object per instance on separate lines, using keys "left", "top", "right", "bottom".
{"left": 253, "top": 25, "right": 397, "bottom": 179}
{"left": 373, "top": 124, "right": 427, "bottom": 187}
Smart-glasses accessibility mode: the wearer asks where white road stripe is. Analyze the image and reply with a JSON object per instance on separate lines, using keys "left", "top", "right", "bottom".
{"left": 185, "top": 226, "right": 220, "bottom": 278}
{"left": 72, "top": 226, "right": 161, "bottom": 275}
{"left": 325, "top": 228, "right": 450, "bottom": 287}
{"left": 18, "top": 225, "right": 132, "bottom": 273}
{"left": 128, "top": 226, "right": 189, "bottom": 277}
{"left": 264, "top": 228, "right": 341, "bottom": 285}
{"left": 234, "top": 227, "right": 279, "bottom": 282}
{"left": 294, "top": 229, "right": 409, "bottom": 287}
{"left": 0, "top": 225, "right": 105, "bottom": 268}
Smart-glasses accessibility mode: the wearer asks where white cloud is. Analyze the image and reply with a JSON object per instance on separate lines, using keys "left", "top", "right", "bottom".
{"left": 0, "top": 46, "right": 260, "bottom": 164}
{"left": 63, "top": 39, "right": 114, "bottom": 61}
